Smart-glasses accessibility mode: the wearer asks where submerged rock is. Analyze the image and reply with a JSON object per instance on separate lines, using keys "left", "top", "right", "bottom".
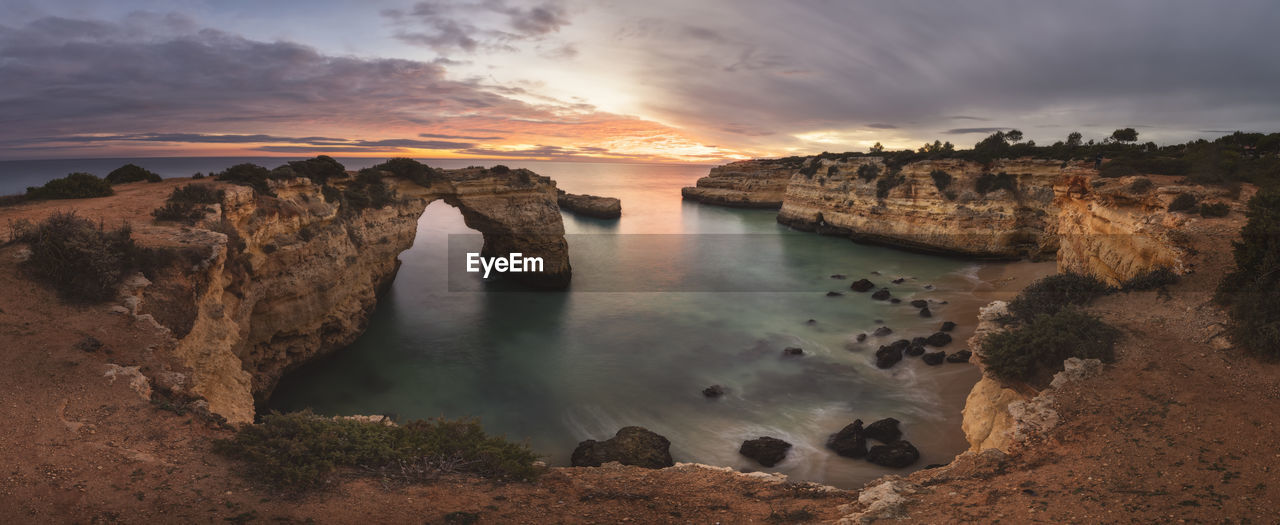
{"left": 864, "top": 417, "right": 902, "bottom": 443}
{"left": 556, "top": 190, "right": 622, "bottom": 219}
{"left": 890, "top": 298, "right": 902, "bottom": 304}
{"left": 826, "top": 291, "right": 843, "bottom": 297}
{"left": 905, "top": 344, "right": 926, "bottom": 357}
{"left": 571, "top": 427, "right": 674, "bottom": 469}
{"left": 850, "top": 279, "right": 876, "bottom": 292}
{"left": 702, "top": 384, "right": 726, "bottom": 398}
{"left": 891, "top": 278, "right": 906, "bottom": 284}
{"left": 946, "top": 349, "right": 973, "bottom": 363}
{"left": 873, "top": 326, "right": 893, "bottom": 337}
{"left": 909, "top": 299, "right": 929, "bottom": 308}
{"left": 831, "top": 274, "right": 847, "bottom": 280}
{"left": 827, "top": 420, "right": 868, "bottom": 458}
{"left": 940, "top": 321, "right": 957, "bottom": 332}
{"left": 871, "top": 289, "right": 892, "bottom": 301}
{"left": 921, "top": 351, "right": 946, "bottom": 365}
{"left": 919, "top": 307, "right": 932, "bottom": 318}
{"left": 866, "top": 440, "right": 920, "bottom": 468}
{"left": 875, "top": 345, "right": 903, "bottom": 369}
{"left": 856, "top": 333, "right": 868, "bottom": 342}
{"left": 806, "top": 319, "right": 817, "bottom": 325}
{"left": 782, "top": 347, "right": 804, "bottom": 357}
{"left": 739, "top": 437, "right": 793, "bottom": 467}
{"left": 925, "top": 332, "right": 953, "bottom": 347}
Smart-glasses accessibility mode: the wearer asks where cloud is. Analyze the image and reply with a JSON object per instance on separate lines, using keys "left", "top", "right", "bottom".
{"left": 384, "top": 0, "right": 570, "bottom": 53}
{"left": 866, "top": 123, "right": 898, "bottom": 129}
{"left": 944, "top": 127, "right": 1006, "bottom": 135}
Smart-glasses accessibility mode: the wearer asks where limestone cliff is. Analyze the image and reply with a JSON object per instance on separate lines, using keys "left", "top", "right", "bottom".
{"left": 680, "top": 159, "right": 796, "bottom": 208}
{"left": 135, "top": 168, "right": 570, "bottom": 423}
{"left": 776, "top": 157, "right": 1075, "bottom": 259}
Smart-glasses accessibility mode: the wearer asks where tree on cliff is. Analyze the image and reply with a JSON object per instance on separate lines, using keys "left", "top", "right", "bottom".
{"left": 870, "top": 142, "right": 884, "bottom": 154}
{"left": 1066, "top": 131, "right": 1083, "bottom": 147}
{"left": 1110, "top": 128, "right": 1139, "bottom": 143}
{"left": 1005, "top": 129, "right": 1024, "bottom": 143}
{"left": 1217, "top": 187, "right": 1280, "bottom": 359}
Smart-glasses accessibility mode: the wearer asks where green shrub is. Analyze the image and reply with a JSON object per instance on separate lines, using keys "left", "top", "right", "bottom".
{"left": 16, "top": 212, "right": 154, "bottom": 302}
{"left": 875, "top": 174, "right": 905, "bottom": 199}
{"left": 491, "top": 165, "right": 511, "bottom": 174}
{"left": 105, "top": 164, "right": 162, "bottom": 184}
{"left": 1128, "top": 177, "right": 1154, "bottom": 193}
{"left": 213, "top": 412, "right": 540, "bottom": 491}
{"left": 168, "top": 184, "right": 224, "bottom": 205}
{"left": 1121, "top": 267, "right": 1178, "bottom": 291}
{"left": 372, "top": 158, "right": 436, "bottom": 186}
{"left": 1199, "top": 202, "right": 1230, "bottom": 217}
{"left": 286, "top": 155, "right": 346, "bottom": 185}
{"left": 1217, "top": 188, "right": 1280, "bottom": 359}
{"left": 856, "top": 164, "right": 880, "bottom": 182}
{"left": 1168, "top": 193, "right": 1199, "bottom": 213}
{"left": 981, "top": 308, "right": 1120, "bottom": 383}
{"left": 1008, "top": 273, "right": 1113, "bottom": 321}
{"left": 798, "top": 163, "right": 819, "bottom": 178}
{"left": 152, "top": 202, "right": 209, "bottom": 224}
{"left": 26, "top": 173, "right": 114, "bottom": 200}
{"left": 1099, "top": 162, "right": 1138, "bottom": 178}
{"left": 930, "top": 170, "right": 952, "bottom": 192}
{"left": 340, "top": 170, "right": 398, "bottom": 213}
{"left": 216, "top": 163, "right": 272, "bottom": 195}
{"left": 975, "top": 172, "right": 1017, "bottom": 194}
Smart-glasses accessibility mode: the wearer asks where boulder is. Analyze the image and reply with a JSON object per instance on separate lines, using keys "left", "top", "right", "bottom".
{"left": 909, "top": 299, "right": 929, "bottom": 308}
{"left": 921, "top": 351, "right": 945, "bottom": 365}
{"left": 571, "top": 427, "right": 674, "bottom": 469}
{"left": 556, "top": 190, "right": 621, "bottom": 219}
{"left": 856, "top": 333, "right": 868, "bottom": 342}
{"left": 826, "top": 420, "right": 867, "bottom": 458}
{"left": 871, "top": 289, "right": 892, "bottom": 301}
{"left": 702, "top": 384, "right": 726, "bottom": 398}
{"left": 782, "top": 347, "right": 804, "bottom": 356}
{"left": 905, "top": 344, "right": 926, "bottom": 357}
{"left": 939, "top": 321, "right": 957, "bottom": 332}
{"left": 925, "top": 332, "right": 953, "bottom": 347}
{"left": 873, "top": 326, "right": 893, "bottom": 337}
{"left": 911, "top": 336, "right": 927, "bottom": 346}
{"left": 864, "top": 417, "right": 903, "bottom": 443}
{"left": 919, "top": 307, "right": 932, "bottom": 318}
{"left": 826, "top": 291, "right": 843, "bottom": 297}
{"left": 875, "top": 345, "right": 903, "bottom": 369}
{"left": 891, "top": 278, "right": 906, "bottom": 284}
{"left": 739, "top": 437, "right": 793, "bottom": 467}
{"left": 866, "top": 440, "right": 920, "bottom": 468}
{"left": 850, "top": 279, "right": 875, "bottom": 292}
{"left": 945, "top": 349, "right": 973, "bottom": 363}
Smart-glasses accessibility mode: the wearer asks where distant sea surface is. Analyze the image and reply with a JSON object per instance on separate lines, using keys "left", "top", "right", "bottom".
{"left": 2, "top": 156, "right": 1047, "bottom": 487}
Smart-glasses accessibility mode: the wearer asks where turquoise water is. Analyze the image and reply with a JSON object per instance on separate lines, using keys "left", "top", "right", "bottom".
{"left": 265, "top": 160, "right": 1031, "bottom": 488}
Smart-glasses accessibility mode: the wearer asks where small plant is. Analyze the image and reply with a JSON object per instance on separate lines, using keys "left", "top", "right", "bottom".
{"left": 371, "top": 158, "right": 436, "bottom": 186}
{"left": 975, "top": 172, "right": 1018, "bottom": 194}
{"left": 1008, "top": 273, "right": 1113, "bottom": 321}
{"left": 16, "top": 212, "right": 158, "bottom": 302}
{"left": 105, "top": 164, "right": 162, "bottom": 184}
{"left": 285, "top": 155, "right": 347, "bottom": 185}
{"left": 798, "top": 163, "right": 819, "bottom": 178}
{"left": 25, "top": 173, "right": 114, "bottom": 200}
{"left": 1199, "top": 202, "right": 1230, "bottom": 217}
{"left": 152, "top": 202, "right": 209, "bottom": 224}
{"left": 929, "top": 169, "right": 952, "bottom": 192}
{"left": 1168, "top": 193, "right": 1199, "bottom": 213}
{"left": 856, "top": 164, "right": 880, "bottom": 182}
{"left": 1099, "top": 162, "right": 1139, "bottom": 178}
{"left": 490, "top": 165, "right": 511, "bottom": 174}
{"left": 981, "top": 308, "right": 1120, "bottom": 383}
{"left": 875, "top": 174, "right": 906, "bottom": 199}
{"left": 216, "top": 163, "right": 273, "bottom": 195}
{"left": 1121, "top": 267, "right": 1179, "bottom": 291}
{"left": 153, "top": 185, "right": 225, "bottom": 225}
{"left": 1128, "top": 177, "right": 1154, "bottom": 193}
{"left": 213, "top": 412, "right": 540, "bottom": 491}
{"left": 168, "top": 184, "right": 224, "bottom": 205}
{"left": 1217, "top": 188, "right": 1280, "bottom": 359}
{"left": 340, "top": 170, "right": 398, "bottom": 213}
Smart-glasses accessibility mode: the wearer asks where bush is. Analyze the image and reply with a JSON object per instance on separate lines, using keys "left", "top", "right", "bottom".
{"left": 1121, "top": 267, "right": 1179, "bottom": 291}
{"left": 213, "top": 412, "right": 540, "bottom": 491}
{"left": 105, "top": 164, "right": 162, "bottom": 184}
{"left": 1217, "top": 188, "right": 1280, "bottom": 359}
{"left": 856, "top": 164, "right": 880, "bottom": 182}
{"left": 1168, "top": 193, "right": 1199, "bottom": 213}
{"left": 16, "top": 212, "right": 154, "bottom": 302}
{"left": 490, "top": 165, "right": 511, "bottom": 174}
{"left": 372, "top": 158, "right": 436, "bottom": 186}
{"left": 875, "top": 174, "right": 905, "bottom": 199}
{"left": 981, "top": 308, "right": 1120, "bottom": 383}
{"left": 216, "top": 164, "right": 272, "bottom": 195}
{"left": 975, "top": 172, "right": 1017, "bottom": 194}
{"left": 26, "top": 173, "right": 114, "bottom": 200}
{"left": 798, "top": 163, "right": 819, "bottom": 178}
{"left": 341, "top": 170, "right": 398, "bottom": 212}
{"left": 152, "top": 202, "right": 209, "bottom": 224}
{"left": 1128, "top": 177, "right": 1154, "bottom": 193}
{"left": 168, "top": 184, "right": 224, "bottom": 205}
{"left": 286, "top": 155, "right": 346, "bottom": 185}
{"left": 929, "top": 170, "right": 952, "bottom": 192}
{"left": 1099, "top": 162, "right": 1138, "bottom": 178}
{"left": 152, "top": 184, "right": 225, "bottom": 225}
{"left": 1008, "top": 273, "right": 1112, "bottom": 321}
{"left": 1199, "top": 202, "right": 1230, "bottom": 217}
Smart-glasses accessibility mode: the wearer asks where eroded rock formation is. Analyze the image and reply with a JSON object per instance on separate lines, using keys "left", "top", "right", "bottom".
{"left": 557, "top": 190, "right": 621, "bottom": 219}
{"left": 681, "top": 158, "right": 796, "bottom": 208}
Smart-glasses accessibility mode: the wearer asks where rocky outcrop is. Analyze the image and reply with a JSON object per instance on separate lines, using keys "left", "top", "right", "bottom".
{"left": 681, "top": 159, "right": 797, "bottom": 208}
{"left": 557, "top": 190, "right": 621, "bottom": 219}
{"left": 143, "top": 168, "right": 571, "bottom": 423}
{"left": 960, "top": 301, "right": 1029, "bottom": 452}
{"left": 739, "top": 436, "right": 792, "bottom": 467}
{"left": 571, "top": 426, "right": 674, "bottom": 469}
{"left": 776, "top": 157, "right": 1072, "bottom": 259}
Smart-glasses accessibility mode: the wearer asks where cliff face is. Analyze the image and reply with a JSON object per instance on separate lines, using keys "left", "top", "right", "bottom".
{"left": 776, "top": 157, "right": 1075, "bottom": 259}
{"left": 141, "top": 169, "right": 570, "bottom": 423}
{"left": 680, "top": 159, "right": 796, "bottom": 208}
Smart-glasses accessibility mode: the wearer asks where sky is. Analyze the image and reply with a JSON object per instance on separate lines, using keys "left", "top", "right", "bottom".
{"left": 1, "top": 0, "right": 1278, "bottom": 163}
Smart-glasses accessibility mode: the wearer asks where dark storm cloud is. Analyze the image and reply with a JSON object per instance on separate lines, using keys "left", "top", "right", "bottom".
{"left": 621, "top": 0, "right": 1280, "bottom": 147}
{"left": 944, "top": 127, "right": 1007, "bottom": 135}
{"left": 384, "top": 0, "right": 570, "bottom": 53}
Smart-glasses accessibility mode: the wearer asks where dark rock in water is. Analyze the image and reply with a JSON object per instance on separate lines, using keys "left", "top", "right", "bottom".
{"left": 864, "top": 417, "right": 902, "bottom": 443}
{"left": 911, "top": 337, "right": 927, "bottom": 346}
{"left": 850, "top": 279, "right": 875, "bottom": 292}
{"left": 888, "top": 339, "right": 911, "bottom": 352}
{"left": 571, "top": 427, "right": 674, "bottom": 469}
{"left": 871, "top": 289, "right": 891, "bottom": 301}
{"left": 826, "top": 291, "right": 844, "bottom": 297}
{"left": 874, "top": 319, "right": 884, "bottom": 324}
{"left": 905, "top": 344, "right": 926, "bottom": 357}
{"left": 826, "top": 420, "right": 867, "bottom": 458}
{"left": 830, "top": 274, "right": 847, "bottom": 280}
{"left": 919, "top": 307, "right": 932, "bottom": 318}
{"left": 940, "top": 321, "right": 957, "bottom": 332}
{"left": 925, "top": 332, "right": 953, "bottom": 347}
{"left": 891, "top": 278, "right": 906, "bottom": 284}
{"left": 739, "top": 437, "right": 793, "bottom": 467}
{"left": 889, "top": 298, "right": 902, "bottom": 304}
{"left": 923, "top": 463, "right": 948, "bottom": 469}
{"left": 921, "top": 351, "right": 945, "bottom": 365}
{"left": 870, "top": 270, "right": 882, "bottom": 275}
{"left": 909, "top": 299, "right": 929, "bottom": 308}
{"left": 866, "top": 440, "right": 920, "bottom": 468}
{"left": 702, "top": 384, "right": 726, "bottom": 398}
{"left": 946, "top": 349, "right": 973, "bottom": 363}
{"left": 873, "top": 326, "right": 893, "bottom": 337}
{"left": 875, "top": 345, "right": 903, "bottom": 369}
{"left": 856, "top": 333, "right": 868, "bottom": 342}
{"left": 806, "top": 319, "right": 817, "bottom": 325}
{"left": 557, "top": 190, "right": 622, "bottom": 219}
{"left": 923, "top": 284, "right": 935, "bottom": 290}
{"left": 783, "top": 347, "right": 804, "bottom": 356}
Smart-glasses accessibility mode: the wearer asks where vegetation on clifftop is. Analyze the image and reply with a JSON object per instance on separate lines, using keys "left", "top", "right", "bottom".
{"left": 1217, "top": 187, "right": 1280, "bottom": 359}
{"left": 25, "top": 172, "right": 114, "bottom": 200}
{"left": 12, "top": 212, "right": 165, "bottom": 302}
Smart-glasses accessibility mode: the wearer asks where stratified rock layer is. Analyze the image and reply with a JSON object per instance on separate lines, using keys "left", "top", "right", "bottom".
{"left": 680, "top": 159, "right": 796, "bottom": 208}
{"left": 557, "top": 190, "right": 621, "bottom": 219}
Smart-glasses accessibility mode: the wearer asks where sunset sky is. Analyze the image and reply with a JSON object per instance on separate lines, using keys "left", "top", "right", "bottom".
{"left": 1, "top": 1, "right": 1278, "bottom": 163}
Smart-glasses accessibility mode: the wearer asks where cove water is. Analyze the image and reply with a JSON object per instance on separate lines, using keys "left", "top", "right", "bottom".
{"left": 0, "top": 158, "right": 1036, "bottom": 488}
